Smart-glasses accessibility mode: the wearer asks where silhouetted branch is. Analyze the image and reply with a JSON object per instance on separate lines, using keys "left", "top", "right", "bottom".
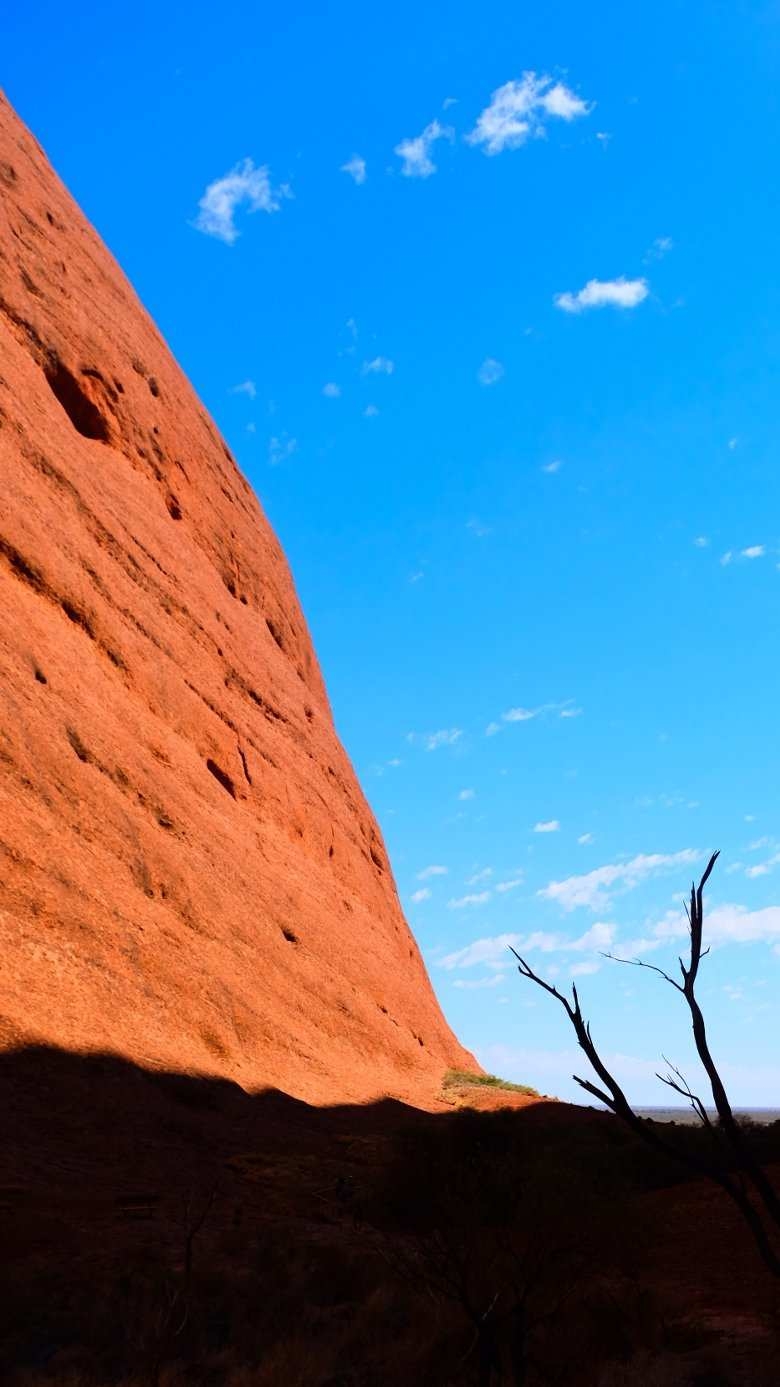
{"left": 511, "top": 851, "right": 780, "bottom": 1277}
{"left": 601, "top": 952, "right": 683, "bottom": 992}
{"left": 656, "top": 1056, "right": 711, "bottom": 1127}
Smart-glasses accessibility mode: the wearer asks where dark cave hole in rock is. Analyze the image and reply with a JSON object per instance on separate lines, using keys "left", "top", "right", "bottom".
{"left": 43, "top": 358, "right": 110, "bottom": 442}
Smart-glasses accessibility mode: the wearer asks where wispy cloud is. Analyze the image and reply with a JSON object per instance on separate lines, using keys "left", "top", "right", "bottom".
{"left": 651, "top": 900, "right": 780, "bottom": 948}
{"left": 496, "top": 877, "right": 524, "bottom": 893}
{"left": 441, "top": 921, "right": 614, "bottom": 970}
{"left": 322, "top": 382, "right": 341, "bottom": 398}
{"left": 555, "top": 277, "right": 649, "bottom": 313}
{"left": 452, "top": 974, "right": 506, "bottom": 990}
{"left": 741, "top": 545, "right": 765, "bottom": 559}
{"left": 410, "top": 887, "right": 431, "bottom": 903}
{"left": 230, "top": 380, "right": 257, "bottom": 399}
{"left": 467, "top": 867, "right": 493, "bottom": 885}
{"left": 341, "top": 155, "right": 366, "bottom": 185}
{"left": 458, "top": 788, "right": 476, "bottom": 801}
{"left": 395, "top": 120, "right": 454, "bottom": 178}
{"left": 644, "top": 236, "right": 673, "bottom": 262}
{"left": 268, "top": 433, "right": 298, "bottom": 466}
{"left": 477, "top": 357, "right": 504, "bottom": 386}
{"left": 194, "top": 159, "right": 289, "bottom": 244}
{"left": 542, "top": 459, "right": 562, "bottom": 474}
{"left": 363, "top": 404, "right": 380, "bottom": 418}
{"left": 362, "top": 356, "right": 395, "bottom": 376}
{"left": 487, "top": 700, "right": 580, "bottom": 734}
{"left": 417, "top": 864, "right": 448, "bottom": 880}
{"left": 534, "top": 820, "right": 560, "bottom": 834}
{"left": 448, "top": 891, "right": 492, "bottom": 909}
{"left": 539, "top": 849, "right": 701, "bottom": 912}
{"left": 693, "top": 536, "right": 709, "bottom": 548}
{"left": 467, "top": 518, "right": 492, "bottom": 538}
{"left": 467, "top": 72, "right": 591, "bottom": 155}
{"left": 407, "top": 728, "right": 463, "bottom": 752}
{"left": 578, "top": 833, "right": 594, "bottom": 846}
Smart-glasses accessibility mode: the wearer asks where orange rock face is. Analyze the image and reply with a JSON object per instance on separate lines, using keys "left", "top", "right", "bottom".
{"left": 0, "top": 92, "right": 475, "bottom": 1105}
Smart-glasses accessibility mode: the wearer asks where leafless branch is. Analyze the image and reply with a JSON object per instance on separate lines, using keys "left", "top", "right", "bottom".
{"left": 511, "top": 850, "right": 780, "bottom": 1277}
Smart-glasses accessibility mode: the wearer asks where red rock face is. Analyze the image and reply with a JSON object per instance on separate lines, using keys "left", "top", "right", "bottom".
{"left": 0, "top": 92, "right": 475, "bottom": 1105}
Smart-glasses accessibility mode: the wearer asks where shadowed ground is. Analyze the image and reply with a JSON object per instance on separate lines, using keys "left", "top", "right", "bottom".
{"left": 2, "top": 1045, "right": 779, "bottom": 1385}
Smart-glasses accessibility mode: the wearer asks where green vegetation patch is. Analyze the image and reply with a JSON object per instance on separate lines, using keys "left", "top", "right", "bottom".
{"left": 443, "top": 1069, "right": 540, "bottom": 1097}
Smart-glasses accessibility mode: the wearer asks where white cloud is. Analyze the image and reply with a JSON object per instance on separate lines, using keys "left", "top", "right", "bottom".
{"left": 741, "top": 545, "right": 765, "bottom": 559}
{"left": 362, "top": 357, "right": 395, "bottom": 375}
{"left": 363, "top": 404, "right": 380, "bottom": 418}
{"left": 417, "top": 865, "right": 448, "bottom": 880}
{"left": 490, "top": 700, "right": 579, "bottom": 731}
{"left": 504, "top": 707, "right": 537, "bottom": 723}
{"left": 555, "top": 277, "right": 649, "bottom": 314}
{"left": 467, "top": 72, "right": 591, "bottom": 155}
{"left": 745, "top": 847, "right": 780, "bottom": 880}
{"left": 645, "top": 236, "right": 673, "bottom": 262}
{"left": 341, "top": 155, "right": 366, "bottom": 185}
{"left": 423, "top": 728, "right": 461, "bottom": 751}
{"left": 720, "top": 550, "right": 733, "bottom": 567}
{"left": 194, "top": 159, "right": 288, "bottom": 244}
{"left": 230, "top": 380, "right": 257, "bottom": 399}
{"left": 693, "top": 536, "right": 709, "bottom": 548}
{"left": 448, "top": 891, "right": 492, "bottom": 909}
{"left": 578, "top": 833, "right": 594, "bottom": 845}
{"left": 394, "top": 120, "right": 453, "bottom": 178}
{"left": 534, "top": 820, "right": 560, "bottom": 834}
{"left": 322, "top": 382, "right": 341, "bottom": 398}
{"left": 467, "top": 867, "right": 493, "bottom": 885}
{"left": 458, "top": 788, "right": 476, "bottom": 801}
{"left": 728, "top": 436, "right": 739, "bottom": 451}
{"left": 495, "top": 877, "right": 524, "bottom": 893}
{"left": 452, "top": 974, "right": 505, "bottom": 990}
{"left": 407, "top": 729, "right": 462, "bottom": 751}
{"left": 542, "top": 459, "right": 562, "bottom": 474}
{"left": 570, "top": 960, "right": 600, "bottom": 977}
{"left": 542, "top": 82, "right": 591, "bottom": 119}
{"left": 268, "top": 433, "right": 298, "bottom": 465}
{"left": 651, "top": 900, "right": 780, "bottom": 948}
{"left": 441, "top": 920, "right": 614, "bottom": 971}
{"left": 477, "top": 357, "right": 504, "bottom": 386}
{"left": 410, "top": 887, "right": 432, "bottom": 903}
{"left": 540, "top": 848, "right": 701, "bottom": 912}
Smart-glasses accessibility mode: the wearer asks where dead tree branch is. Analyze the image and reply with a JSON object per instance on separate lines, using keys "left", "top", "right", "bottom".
{"left": 512, "top": 852, "right": 780, "bottom": 1277}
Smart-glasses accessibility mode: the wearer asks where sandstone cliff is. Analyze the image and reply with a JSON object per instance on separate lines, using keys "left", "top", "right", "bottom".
{"left": 0, "top": 92, "right": 475, "bottom": 1104}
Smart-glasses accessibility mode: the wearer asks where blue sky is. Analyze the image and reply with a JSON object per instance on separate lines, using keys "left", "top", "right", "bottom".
{"left": 8, "top": 1, "right": 780, "bottom": 1104}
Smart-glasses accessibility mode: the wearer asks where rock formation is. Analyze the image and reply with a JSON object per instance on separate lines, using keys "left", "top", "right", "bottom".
{"left": 0, "top": 91, "right": 475, "bottom": 1104}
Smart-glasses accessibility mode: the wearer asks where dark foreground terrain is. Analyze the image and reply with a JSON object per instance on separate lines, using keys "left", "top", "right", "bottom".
{"left": 2, "top": 1046, "right": 779, "bottom": 1385}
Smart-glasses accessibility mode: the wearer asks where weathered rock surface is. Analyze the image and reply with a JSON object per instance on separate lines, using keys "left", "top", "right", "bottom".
{"left": 0, "top": 92, "right": 475, "bottom": 1104}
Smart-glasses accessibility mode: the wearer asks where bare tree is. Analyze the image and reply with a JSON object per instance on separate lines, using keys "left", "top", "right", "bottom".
{"left": 511, "top": 852, "right": 780, "bottom": 1276}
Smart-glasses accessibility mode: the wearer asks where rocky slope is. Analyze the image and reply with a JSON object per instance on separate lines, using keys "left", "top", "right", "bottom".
{"left": 0, "top": 91, "right": 475, "bottom": 1104}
